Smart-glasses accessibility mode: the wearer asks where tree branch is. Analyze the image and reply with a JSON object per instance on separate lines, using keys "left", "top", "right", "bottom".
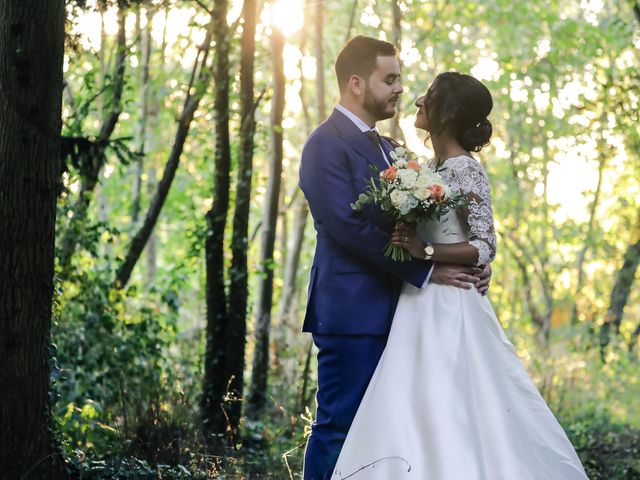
{"left": 113, "top": 14, "right": 216, "bottom": 289}
{"left": 344, "top": 0, "right": 359, "bottom": 44}
{"left": 193, "top": 0, "right": 213, "bottom": 15}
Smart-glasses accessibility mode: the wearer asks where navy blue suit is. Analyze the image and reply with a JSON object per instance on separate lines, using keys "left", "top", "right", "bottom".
{"left": 299, "top": 109, "right": 432, "bottom": 479}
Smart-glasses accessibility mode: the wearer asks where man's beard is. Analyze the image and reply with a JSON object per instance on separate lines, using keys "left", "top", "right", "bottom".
{"left": 363, "top": 87, "right": 396, "bottom": 121}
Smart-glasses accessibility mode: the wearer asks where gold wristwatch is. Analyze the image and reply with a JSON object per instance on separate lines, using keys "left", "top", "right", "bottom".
{"left": 424, "top": 242, "right": 435, "bottom": 260}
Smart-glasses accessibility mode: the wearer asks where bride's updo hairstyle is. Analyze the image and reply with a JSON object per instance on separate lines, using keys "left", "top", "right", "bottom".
{"left": 425, "top": 72, "right": 493, "bottom": 152}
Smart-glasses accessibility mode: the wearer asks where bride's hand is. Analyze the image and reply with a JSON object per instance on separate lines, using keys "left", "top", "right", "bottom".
{"left": 390, "top": 223, "right": 425, "bottom": 259}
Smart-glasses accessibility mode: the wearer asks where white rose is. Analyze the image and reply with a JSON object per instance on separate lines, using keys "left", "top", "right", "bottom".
{"left": 394, "top": 146, "right": 407, "bottom": 158}
{"left": 415, "top": 171, "right": 434, "bottom": 189}
{"left": 396, "top": 169, "right": 418, "bottom": 189}
{"left": 390, "top": 189, "right": 408, "bottom": 209}
{"left": 431, "top": 171, "right": 445, "bottom": 183}
{"left": 401, "top": 193, "right": 419, "bottom": 215}
{"left": 414, "top": 186, "right": 432, "bottom": 201}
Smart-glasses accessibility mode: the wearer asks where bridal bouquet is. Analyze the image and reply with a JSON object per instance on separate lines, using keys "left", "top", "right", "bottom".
{"left": 351, "top": 146, "right": 467, "bottom": 261}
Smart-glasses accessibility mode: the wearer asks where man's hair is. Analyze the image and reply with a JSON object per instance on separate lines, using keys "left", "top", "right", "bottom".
{"left": 335, "top": 36, "right": 398, "bottom": 93}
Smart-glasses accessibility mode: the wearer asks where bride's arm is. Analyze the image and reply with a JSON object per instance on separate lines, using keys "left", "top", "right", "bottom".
{"left": 429, "top": 241, "right": 479, "bottom": 265}
{"left": 390, "top": 232, "right": 480, "bottom": 265}
{"left": 391, "top": 157, "right": 497, "bottom": 266}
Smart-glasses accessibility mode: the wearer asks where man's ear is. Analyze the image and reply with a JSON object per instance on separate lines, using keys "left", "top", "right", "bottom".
{"left": 348, "top": 74, "right": 364, "bottom": 96}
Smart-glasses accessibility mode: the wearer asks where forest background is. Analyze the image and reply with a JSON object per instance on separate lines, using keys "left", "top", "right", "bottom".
{"left": 1, "top": 0, "right": 639, "bottom": 478}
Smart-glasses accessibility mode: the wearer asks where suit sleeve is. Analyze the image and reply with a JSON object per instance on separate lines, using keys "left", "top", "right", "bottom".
{"left": 300, "top": 134, "right": 431, "bottom": 287}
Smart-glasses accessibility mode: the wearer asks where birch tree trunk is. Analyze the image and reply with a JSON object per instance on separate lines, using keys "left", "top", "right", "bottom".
{"left": 144, "top": 2, "right": 170, "bottom": 288}
{"left": 131, "top": 8, "right": 154, "bottom": 224}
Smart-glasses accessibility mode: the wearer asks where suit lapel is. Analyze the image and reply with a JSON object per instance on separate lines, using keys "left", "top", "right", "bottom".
{"left": 328, "top": 109, "right": 390, "bottom": 173}
{"left": 379, "top": 137, "right": 395, "bottom": 164}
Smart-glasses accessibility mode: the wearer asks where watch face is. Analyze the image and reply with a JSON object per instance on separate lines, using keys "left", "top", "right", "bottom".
{"left": 425, "top": 245, "right": 435, "bottom": 255}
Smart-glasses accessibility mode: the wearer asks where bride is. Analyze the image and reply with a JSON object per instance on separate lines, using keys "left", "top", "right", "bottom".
{"left": 331, "top": 72, "right": 589, "bottom": 479}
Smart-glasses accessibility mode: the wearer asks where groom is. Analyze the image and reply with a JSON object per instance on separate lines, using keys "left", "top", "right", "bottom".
{"left": 299, "top": 36, "right": 489, "bottom": 479}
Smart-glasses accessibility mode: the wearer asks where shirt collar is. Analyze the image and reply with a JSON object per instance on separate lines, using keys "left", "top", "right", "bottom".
{"left": 335, "top": 104, "right": 375, "bottom": 133}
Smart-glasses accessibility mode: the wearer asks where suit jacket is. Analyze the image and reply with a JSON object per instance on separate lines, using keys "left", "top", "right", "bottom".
{"left": 299, "top": 108, "right": 432, "bottom": 335}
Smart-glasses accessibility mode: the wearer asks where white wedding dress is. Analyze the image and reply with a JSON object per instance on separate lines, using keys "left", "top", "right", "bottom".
{"left": 332, "top": 155, "right": 588, "bottom": 479}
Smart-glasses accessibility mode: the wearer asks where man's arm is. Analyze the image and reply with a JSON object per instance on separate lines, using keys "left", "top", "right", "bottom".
{"left": 300, "top": 135, "right": 431, "bottom": 287}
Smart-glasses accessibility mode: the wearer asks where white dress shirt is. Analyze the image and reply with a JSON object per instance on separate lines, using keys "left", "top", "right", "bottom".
{"left": 334, "top": 104, "right": 433, "bottom": 287}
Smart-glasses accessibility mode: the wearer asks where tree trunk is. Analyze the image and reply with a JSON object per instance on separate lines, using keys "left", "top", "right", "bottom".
{"left": 600, "top": 235, "right": 640, "bottom": 352}
{"left": 202, "top": 0, "right": 232, "bottom": 451}
{"left": 314, "top": 0, "right": 326, "bottom": 121}
{"left": 571, "top": 151, "right": 605, "bottom": 324}
{"left": 571, "top": 96, "right": 609, "bottom": 325}
{"left": 276, "top": 194, "right": 308, "bottom": 340}
{"left": 0, "top": 1, "right": 68, "bottom": 478}
{"left": 58, "top": 1, "right": 127, "bottom": 271}
{"left": 226, "top": 0, "right": 257, "bottom": 432}
{"left": 297, "top": 0, "right": 313, "bottom": 132}
{"left": 503, "top": 232, "right": 551, "bottom": 344}
{"left": 144, "top": 2, "right": 170, "bottom": 289}
{"left": 131, "top": 8, "right": 154, "bottom": 224}
{"left": 114, "top": 18, "right": 215, "bottom": 289}
{"left": 629, "top": 321, "right": 640, "bottom": 352}
{"left": 247, "top": 27, "right": 286, "bottom": 419}
{"left": 389, "top": 0, "right": 404, "bottom": 141}
{"left": 538, "top": 93, "right": 556, "bottom": 330}
{"left": 278, "top": 186, "right": 289, "bottom": 279}
{"left": 98, "top": 5, "right": 107, "bottom": 119}
{"left": 344, "top": 0, "right": 359, "bottom": 43}
{"left": 275, "top": 0, "right": 319, "bottom": 402}
{"left": 145, "top": 161, "right": 158, "bottom": 286}
{"left": 94, "top": 6, "right": 114, "bottom": 260}
{"left": 298, "top": 339, "right": 314, "bottom": 414}
{"left": 272, "top": 0, "right": 313, "bottom": 408}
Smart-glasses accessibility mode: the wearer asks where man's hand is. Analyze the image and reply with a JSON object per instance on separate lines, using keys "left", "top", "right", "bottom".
{"left": 430, "top": 263, "right": 492, "bottom": 294}
{"left": 475, "top": 263, "right": 492, "bottom": 296}
{"left": 430, "top": 263, "right": 479, "bottom": 290}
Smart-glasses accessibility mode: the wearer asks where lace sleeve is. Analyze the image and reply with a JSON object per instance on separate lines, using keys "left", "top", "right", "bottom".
{"left": 448, "top": 156, "right": 497, "bottom": 265}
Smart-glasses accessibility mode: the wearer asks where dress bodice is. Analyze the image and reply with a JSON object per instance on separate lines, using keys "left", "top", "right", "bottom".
{"left": 417, "top": 155, "right": 497, "bottom": 266}
{"left": 417, "top": 211, "right": 468, "bottom": 244}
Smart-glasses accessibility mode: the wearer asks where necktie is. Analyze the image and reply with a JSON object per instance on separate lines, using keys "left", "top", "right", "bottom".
{"left": 366, "top": 129, "right": 391, "bottom": 166}
{"left": 365, "top": 129, "right": 381, "bottom": 147}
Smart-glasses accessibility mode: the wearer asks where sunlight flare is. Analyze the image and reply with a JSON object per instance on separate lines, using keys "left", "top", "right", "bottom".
{"left": 264, "top": 0, "right": 304, "bottom": 36}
